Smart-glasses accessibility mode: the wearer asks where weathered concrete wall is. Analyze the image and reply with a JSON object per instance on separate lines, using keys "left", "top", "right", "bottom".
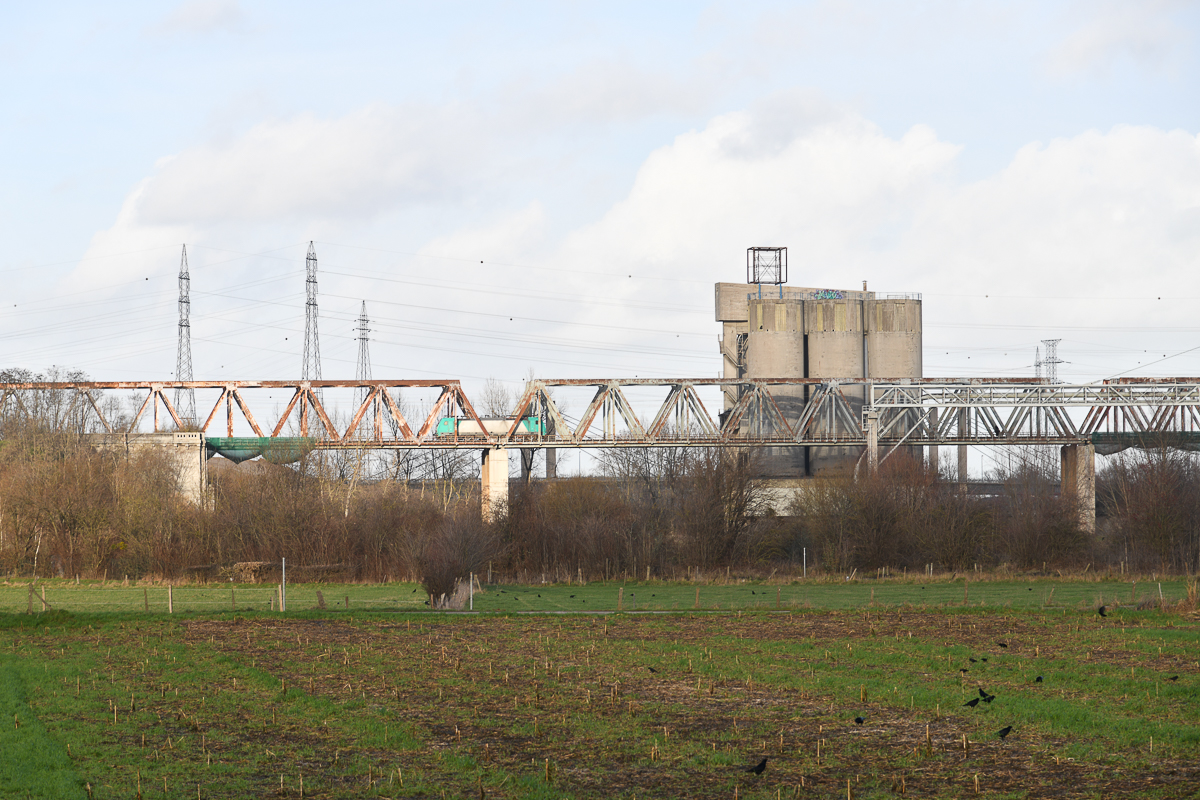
{"left": 480, "top": 448, "right": 509, "bottom": 522}
{"left": 715, "top": 281, "right": 923, "bottom": 478}
{"left": 806, "top": 299, "right": 865, "bottom": 476}
{"left": 745, "top": 299, "right": 805, "bottom": 475}
{"left": 89, "top": 432, "right": 208, "bottom": 505}
{"left": 1060, "top": 443, "right": 1097, "bottom": 534}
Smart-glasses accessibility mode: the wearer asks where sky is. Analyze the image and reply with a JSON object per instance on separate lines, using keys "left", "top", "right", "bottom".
{"left": 3, "top": 1, "right": 1200, "bottom": 458}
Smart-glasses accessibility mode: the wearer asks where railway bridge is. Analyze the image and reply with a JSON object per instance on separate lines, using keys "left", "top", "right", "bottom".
{"left": 5, "top": 376, "right": 1200, "bottom": 530}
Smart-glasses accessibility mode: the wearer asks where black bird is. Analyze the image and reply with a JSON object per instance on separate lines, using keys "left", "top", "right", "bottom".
{"left": 997, "top": 642, "right": 1008, "bottom": 648}
{"left": 959, "top": 668, "right": 969, "bottom": 674}
{"left": 1169, "top": 675, "right": 1179, "bottom": 682}
{"left": 569, "top": 595, "right": 575, "bottom": 598}
{"left": 647, "top": 666, "right": 658, "bottom": 674}
{"left": 854, "top": 716, "right": 865, "bottom": 725}
{"left": 1035, "top": 676, "right": 1043, "bottom": 683}
{"left": 997, "top": 726, "right": 1013, "bottom": 739}
{"left": 982, "top": 693, "right": 996, "bottom": 703}
{"left": 1098, "top": 606, "right": 1107, "bottom": 617}
{"left": 978, "top": 687, "right": 989, "bottom": 698}
{"left": 969, "top": 658, "right": 978, "bottom": 663}
{"left": 745, "top": 757, "right": 768, "bottom": 775}
{"left": 751, "top": 590, "right": 756, "bottom": 595}
{"left": 964, "top": 698, "right": 980, "bottom": 708}
{"left": 1028, "top": 587, "right": 1033, "bottom": 591}
{"left": 981, "top": 657, "right": 988, "bottom": 662}
{"left": 537, "top": 594, "right": 541, "bottom": 598}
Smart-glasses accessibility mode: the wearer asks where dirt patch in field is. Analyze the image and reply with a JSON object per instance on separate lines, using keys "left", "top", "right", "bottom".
{"left": 174, "top": 612, "right": 1200, "bottom": 798}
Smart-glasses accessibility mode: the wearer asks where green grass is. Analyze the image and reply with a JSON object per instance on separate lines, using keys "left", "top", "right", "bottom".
{"left": 0, "top": 578, "right": 1196, "bottom": 797}
{"left": 0, "top": 574, "right": 1190, "bottom": 615}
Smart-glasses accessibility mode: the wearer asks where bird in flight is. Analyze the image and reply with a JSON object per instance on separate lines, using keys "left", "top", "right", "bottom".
{"left": 745, "top": 758, "right": 768, "bottom": 775}
{"left": 997, "top": 726, "right": 1013, "bottom": 739}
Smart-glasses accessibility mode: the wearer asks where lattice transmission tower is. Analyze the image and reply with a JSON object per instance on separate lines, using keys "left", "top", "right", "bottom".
{"left": 1040, "top": 338, "right": 1063, "bottom": 384}
{"left": 174, "top": 245, "right": 195, "bottom": 426}
{"left": 302, "top": 242, "right": 322, "bottom": 385}
{"left": 355, "top": 301, "right": 371, "bottom": 406}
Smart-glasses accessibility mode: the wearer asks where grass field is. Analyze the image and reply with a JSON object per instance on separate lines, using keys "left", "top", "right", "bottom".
{"left": 0, "top": 577, "right": 1197, "bottom": 798}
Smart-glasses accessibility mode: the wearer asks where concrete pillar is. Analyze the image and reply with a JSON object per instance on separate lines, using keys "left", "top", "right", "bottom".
{"left": 1060, "top": 443, "right": 1096, "bottom": 534}
{"left": 957, "top": 444, "right": 968, "bottom": 491}
{"left": 481, "top": 448, "right": 509, "bottom": 523}
{"left": 927, "top": 407, "right": 939, "bottom": 474}
{"left": 865, "top": 411, "right": 879, "bottom": 475}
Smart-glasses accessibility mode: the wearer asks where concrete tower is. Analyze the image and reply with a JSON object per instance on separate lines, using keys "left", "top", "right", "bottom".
{"left": 716, "top": 249, "right": 923, "bottom": 477}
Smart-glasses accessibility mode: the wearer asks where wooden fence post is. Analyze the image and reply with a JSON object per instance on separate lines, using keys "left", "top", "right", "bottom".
{"left": 168, "top": 585, "right": 173, "bottom": 614}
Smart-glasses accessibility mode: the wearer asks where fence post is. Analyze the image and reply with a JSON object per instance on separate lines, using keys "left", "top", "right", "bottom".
{"left": 168, "top": 585, "right": 173, "bottom": 614}
{"left": 618, "top": 586, "right": 623, "bottom": 611}
{"left": 144, "top": 588, "right": 149, "bottom": 612}
{"left": 27, "top": 584, "right": 32, "bottom": 615}
{"left": 281, "top": 557, "right": 286, "bottom": 612}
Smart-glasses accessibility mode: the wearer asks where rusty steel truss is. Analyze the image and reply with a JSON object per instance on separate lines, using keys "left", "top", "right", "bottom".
{"left": 4, "top": 378, "right": 1200, "bottom": 452}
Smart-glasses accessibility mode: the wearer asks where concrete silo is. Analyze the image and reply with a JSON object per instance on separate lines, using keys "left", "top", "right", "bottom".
{"left": 804, "top": 294, "right": 866, "bottom": 476}
{"left": 744, "top": 298, "right": 806, "bottom": 474}
{"left": 715, "top": 248, "right": 923, "bottom": 478}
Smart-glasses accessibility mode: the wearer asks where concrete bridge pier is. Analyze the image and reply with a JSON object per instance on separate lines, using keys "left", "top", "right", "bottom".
{"left": 1060, "top": 443, "right": 1096, "bottom": 534}
{"left": 481, "top": 448, "right": 509, "bottom": 522}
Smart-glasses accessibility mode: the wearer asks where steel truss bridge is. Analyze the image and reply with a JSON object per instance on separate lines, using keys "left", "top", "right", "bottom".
{"left": 3, "top": 378, "right": 1200, "bottom": 457}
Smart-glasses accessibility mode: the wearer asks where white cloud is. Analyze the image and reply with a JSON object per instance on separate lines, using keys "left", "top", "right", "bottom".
{"left": 132, "top": 104, "right": 490, "bottom": 225}
{"left": 151, "top": 0, "right": 245, "bottom": 35}
{"left": 76, "top": 94, "right": 1200, "bottom": 383}
{"left": 1046, "top": 0, "right": 1189, "bottom": 76}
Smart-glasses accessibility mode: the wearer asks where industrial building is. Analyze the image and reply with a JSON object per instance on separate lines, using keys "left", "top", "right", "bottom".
{"left": 716, "top": 247, "right": 922, "bottom": 476}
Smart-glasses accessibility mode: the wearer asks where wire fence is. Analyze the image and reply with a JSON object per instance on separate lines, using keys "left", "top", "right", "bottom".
{"left": 0, "top": 582, "right": 430, "bottom": 615}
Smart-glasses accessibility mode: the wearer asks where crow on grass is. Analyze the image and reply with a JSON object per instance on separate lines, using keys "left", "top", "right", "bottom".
{"left": 1035, "top": 676, "right": 1043, "bottom": 683}
{"left": 964, "top": 698, "right": 980, "bottom": 708}
{"left": 854, "top": 716, "right": 865, "bottom": 725}
{"left": 997, "top": 726, "right": 1013, "bottom": 739}
{"left": 745, "top": 758, "right": 767, "bottom": 775}
{"left": 1098, "top": 606, "right": 1107, "bottom": 617}
{"left": 997, "top": 642, "right": 1008, "bottom": 648}
{"left": 1169, "top": 675, "right": 1179, "bottom": 682}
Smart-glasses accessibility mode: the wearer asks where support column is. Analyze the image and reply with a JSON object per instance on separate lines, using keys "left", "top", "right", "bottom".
{"left": 957, "top": 407, "right": 968, "bottom": 492}
{"left": 481, "top": 448, "right": 509, "bottom": 523}
{"left": 927, "top": 407, "right": 939, "bottom": 475}
{"left": 1060, "top": 443, "right": 1096, "bottom": 534}
{"left": 865, "top": 410, "right": 879, "bottom": 476}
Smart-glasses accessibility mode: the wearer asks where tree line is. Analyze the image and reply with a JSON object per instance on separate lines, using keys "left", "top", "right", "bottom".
{"left": 0, "top": 372, "right": 1197, "bottom": 584}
